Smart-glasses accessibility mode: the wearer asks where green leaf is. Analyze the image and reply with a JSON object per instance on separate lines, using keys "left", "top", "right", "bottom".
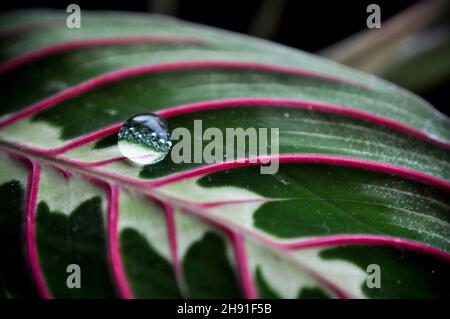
{"left": 0, "top": 10, "right": 449, "bottom": 299}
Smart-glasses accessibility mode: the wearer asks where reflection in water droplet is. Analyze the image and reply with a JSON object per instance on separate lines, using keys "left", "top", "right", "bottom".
{"left": 118, "top": 113, "right": 172, "bottom": 165}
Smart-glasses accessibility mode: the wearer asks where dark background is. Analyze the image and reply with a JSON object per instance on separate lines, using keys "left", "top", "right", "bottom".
{"left": 0, "top": 0, "right": 448, "bottom": 115}
{"left": 0, "top": 0, "right": 418, "bottom": 51}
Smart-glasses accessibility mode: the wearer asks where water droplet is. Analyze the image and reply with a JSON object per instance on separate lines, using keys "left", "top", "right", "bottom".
{"left": 118, "top": 113, "right": 172, "bottom": 165}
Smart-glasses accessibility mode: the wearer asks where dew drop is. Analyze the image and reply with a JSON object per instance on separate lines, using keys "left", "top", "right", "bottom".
{"left": 118, "top": 113, "right": 172, "bottom": 165}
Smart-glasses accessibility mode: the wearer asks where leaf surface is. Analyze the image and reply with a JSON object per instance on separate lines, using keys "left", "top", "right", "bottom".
{"left": 0, "top": 10, "right": 449, "bottom": 299}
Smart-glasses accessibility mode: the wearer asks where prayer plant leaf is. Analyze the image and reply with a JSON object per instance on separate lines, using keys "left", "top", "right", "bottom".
{"left": 0, "top": 10, "right": 449, "bottom": 299}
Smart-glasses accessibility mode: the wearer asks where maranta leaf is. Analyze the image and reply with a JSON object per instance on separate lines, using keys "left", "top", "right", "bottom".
{"left": 0, "top": 10, "right": 449, "bottom": 299}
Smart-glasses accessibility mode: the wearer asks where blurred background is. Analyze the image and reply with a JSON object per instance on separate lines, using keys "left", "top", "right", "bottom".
{"left": 1, "top": 0, "right": 449, "bottom": 115}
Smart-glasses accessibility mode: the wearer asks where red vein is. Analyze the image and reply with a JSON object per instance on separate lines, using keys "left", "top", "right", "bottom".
{"left": 3, "top": 138, "right": 450, "bottom": 194}
{"left": 277, "top": 235, "right": 450, "bottom": 262}
{"left": 170, "top": 195, "right": 450, "bottom": 267}
{"left": 0, "top": 60, "right": 369, "bottom": 129}
{"left": 159, "top": 201, "right": 184, "bottom": 293}
{"left": 178, "top": 205, "right": 350, "bottom": 299}
{"left": 2, "top": 146, "right": 449, "bottom": 265}
{"left": 289, "top": 258, "right": 351, "bottom": 299}
{"left": 36, "top": 167, "right": 135, "bottom": 299}
{"left": 149, "top": 154, "right": 450, "bottom": 191}
{"left": 181, "top": 209, "right": 260, "bottom": 299}
{"left": 229, "top": 232, "right": 258, "bottom": 299}
{"left": 157, "top": 98, "right": 450, "bottom": 149}
{"left": 0, "top": 36, "right": 207, "bottom": 74}
{"left": 172, "top": 199, "right": 450, "bottom": 262}
{"left": 163, "top": 199, "right": 450, "bottom": 299}
{"left": 196, "top": 198, "right": 269, "bottom": 208}
{"left": 48, "top": 123, "right": 122, "bottom": 155}
{"left": 107, "top": 184, "right": 133, "bottom": 299}
{"left": 14, "top": 97, "right": 447, "bottom": 162}
{"left": 15, "top": 156, "right": 52, "bottom": 298}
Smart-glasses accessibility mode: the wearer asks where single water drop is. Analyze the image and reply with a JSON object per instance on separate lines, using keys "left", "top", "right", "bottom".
{"left": 118, "top": 113, "right": 172, "bottom": 165}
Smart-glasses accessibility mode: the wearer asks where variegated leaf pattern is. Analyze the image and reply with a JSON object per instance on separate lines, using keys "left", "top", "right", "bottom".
{"left": 0, "top": 10, "right": 449, "bottom": 299}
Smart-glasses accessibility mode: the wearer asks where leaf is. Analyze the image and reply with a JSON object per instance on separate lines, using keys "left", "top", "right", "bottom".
{"left": 0, "top": 10, "right": 449, "bottom": 299}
